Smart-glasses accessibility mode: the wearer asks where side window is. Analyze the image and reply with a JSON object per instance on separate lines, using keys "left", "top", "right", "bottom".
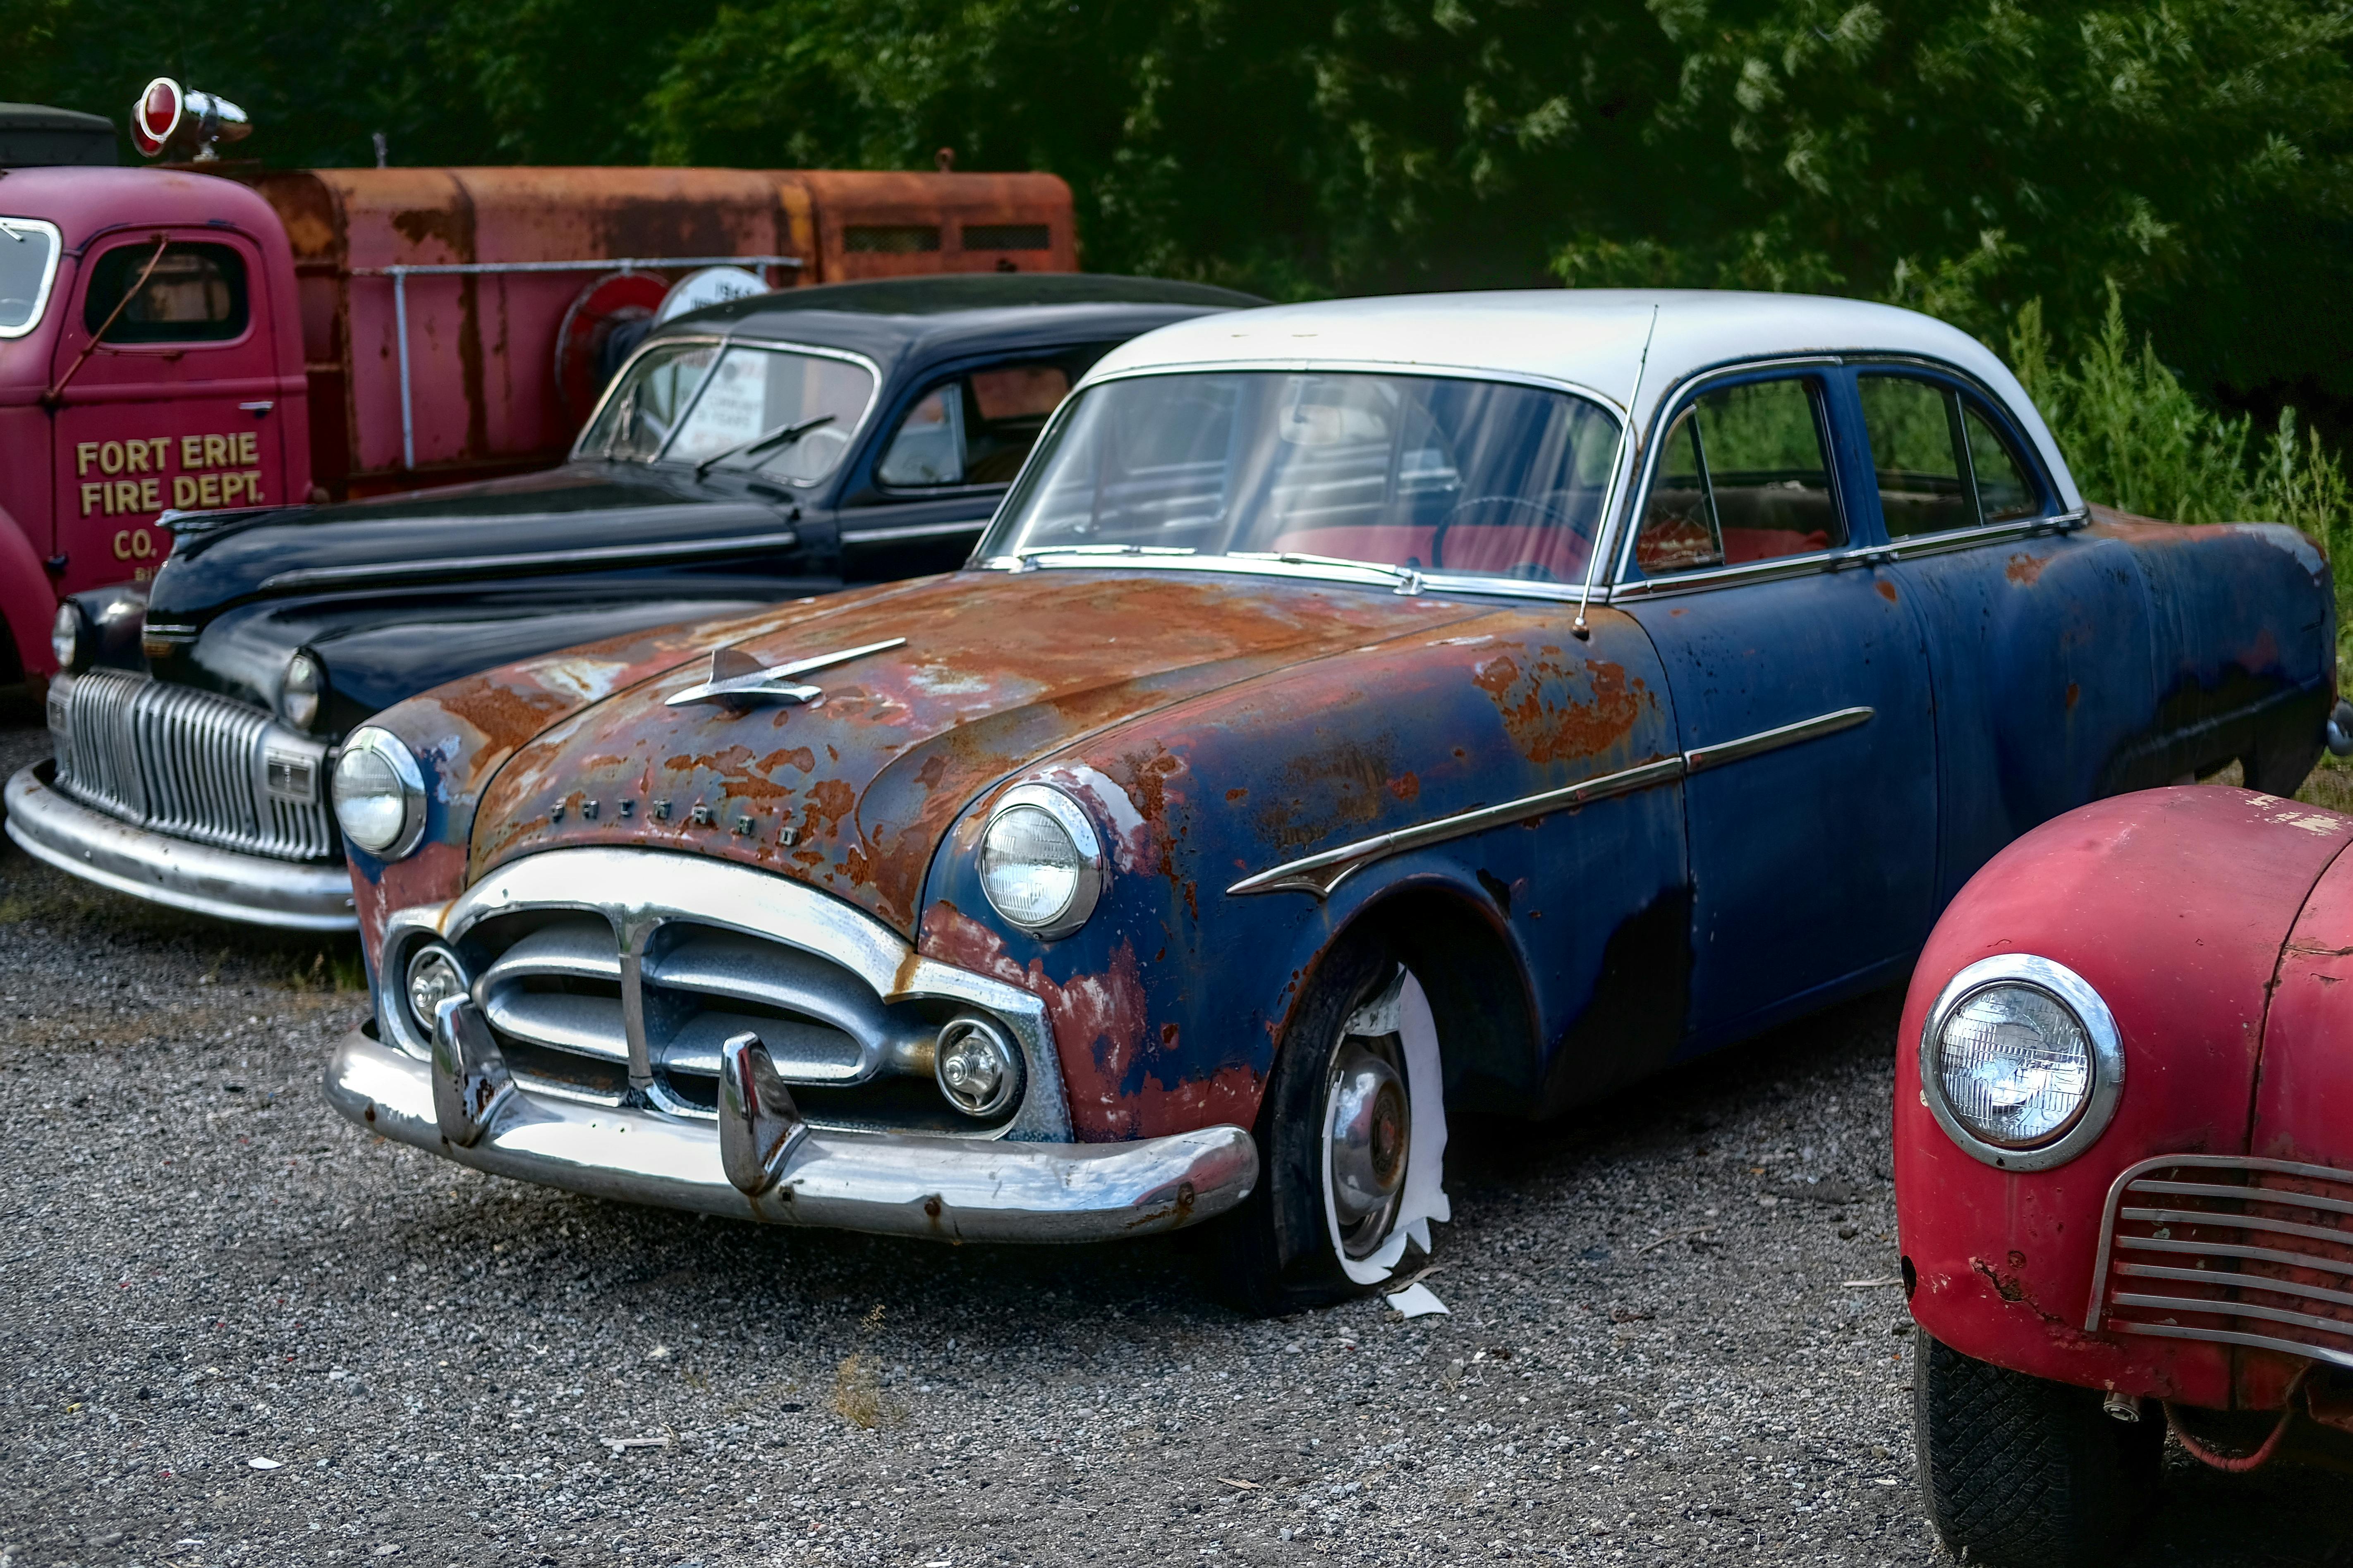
{"left": 1859, "top": 372, "right": 2044, "bottom": 535}
{"left": 1964, "top": 407, "right": 2038, "bottom": 522}
{"left": 876, "top": 362, "right": 1072, "bottom": 488}
{"left": 1858, "top": 376, "right": 1970, "bottom": 537}
{"left": 83, "top": 241, "right": 248, "bottom": 343}
{"left": 1635, "top": 377, "right": 1843, "bottom": 575}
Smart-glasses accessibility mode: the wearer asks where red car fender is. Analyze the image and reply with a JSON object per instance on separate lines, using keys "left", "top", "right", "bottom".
{"left": 1896, "top": 787, "right": 2353, "bottom": 1408}
{"left": 0, "top": 500, "right": 57, "bottom": 681}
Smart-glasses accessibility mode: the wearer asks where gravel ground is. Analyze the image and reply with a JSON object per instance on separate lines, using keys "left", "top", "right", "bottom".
{"left": 1, "top": 710, "right": 2346, "bottom": 1568}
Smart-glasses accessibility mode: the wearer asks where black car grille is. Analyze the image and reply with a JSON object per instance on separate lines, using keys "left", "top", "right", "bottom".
{"left": 49, "top": 670, "right": 335, "bottom": 861}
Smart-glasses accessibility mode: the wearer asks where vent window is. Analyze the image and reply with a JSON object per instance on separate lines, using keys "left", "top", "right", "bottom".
{"left": 961, "top": 223, "right": 1051, "bottom": 251}
{"left": 844, "top": 224, "right": 942, "bottom": 255}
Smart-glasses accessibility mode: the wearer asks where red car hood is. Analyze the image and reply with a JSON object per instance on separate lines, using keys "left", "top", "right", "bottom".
{"left": 469, "top": 567, "right": 1488, "bottom": 933}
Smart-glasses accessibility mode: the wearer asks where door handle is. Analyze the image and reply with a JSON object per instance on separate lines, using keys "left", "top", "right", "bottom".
{"left": 238, "top": 400, "right": 274, "bottom": 416}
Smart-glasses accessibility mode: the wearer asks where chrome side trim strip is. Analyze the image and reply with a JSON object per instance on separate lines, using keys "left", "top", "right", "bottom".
{"left": 1685, "top": 705, "right": 1874, "bottom": 774}
{"left": 840, "top": 519, "right": 991, "bottom": 544}
{"left": 259, "top": 528, "right": 802, "bottom": 591}
{"left": 1228, "top": 755, "right": 1685, "bottom": 899}
{"left": 1607, "top": 512, "right": 2090, "bottom": 602}
{"left": 1228, "top": 704, "right": 1875, "bottom": 898}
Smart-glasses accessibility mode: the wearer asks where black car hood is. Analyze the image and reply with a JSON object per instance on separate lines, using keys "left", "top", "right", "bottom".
{"left": 149, "top": 463, "right": 801, "bottom": 621}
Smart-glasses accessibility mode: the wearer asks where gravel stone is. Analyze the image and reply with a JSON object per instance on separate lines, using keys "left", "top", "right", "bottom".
{"left": 0, "top": 713, "right": 2342, "bottom": 1566}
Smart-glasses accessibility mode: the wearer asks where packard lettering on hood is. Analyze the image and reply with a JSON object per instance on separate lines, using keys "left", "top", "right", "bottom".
{"left": 320, "top": 290, "right": 2337, "bottom": 1313}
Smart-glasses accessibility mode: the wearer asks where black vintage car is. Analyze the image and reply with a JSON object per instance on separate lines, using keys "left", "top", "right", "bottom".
{"left": 8, "top": 273, "right": 1257, "bottom": 929}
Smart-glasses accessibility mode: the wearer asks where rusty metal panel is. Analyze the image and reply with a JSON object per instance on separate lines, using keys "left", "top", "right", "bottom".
{"left": 795, "top": 170, "right": 1079, "bottom": 281}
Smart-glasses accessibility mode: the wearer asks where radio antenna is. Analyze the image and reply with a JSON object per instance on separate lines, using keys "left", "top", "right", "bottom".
{"left": 1573, "top": 303, "right": 1660, "bottom": 640}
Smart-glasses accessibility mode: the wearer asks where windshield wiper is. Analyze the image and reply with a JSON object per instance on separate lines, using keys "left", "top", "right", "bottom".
{"left": 693, "top": 414, "right": 835, "bottom": 477}
{"left": 1228, "top": 550, "right": 1424, "bottom": 591}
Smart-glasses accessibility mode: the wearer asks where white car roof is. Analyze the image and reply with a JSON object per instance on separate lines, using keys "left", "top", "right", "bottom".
{"left": 1082, "top": 289, "right": 2081, "bottom": 511}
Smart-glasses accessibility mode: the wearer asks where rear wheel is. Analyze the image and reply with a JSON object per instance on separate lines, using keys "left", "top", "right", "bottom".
{"left": 1210, "top": 933, "right": 1431, "bottom": 1317}
{"left": 1914, "top": 1328, "right": 2164, "bottom": 1568}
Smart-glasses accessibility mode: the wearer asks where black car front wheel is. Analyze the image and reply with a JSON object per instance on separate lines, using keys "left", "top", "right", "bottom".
{"left": 1914, "top": 1328, "right": 2164, "bottom": 1567}
{"left": 1209, "top": 932, "right": 1436, "bottom": 1317}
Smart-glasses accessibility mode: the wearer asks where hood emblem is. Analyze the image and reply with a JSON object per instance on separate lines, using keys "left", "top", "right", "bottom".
{"left": 665, "top": 636, "right": 907, "bottom": 709}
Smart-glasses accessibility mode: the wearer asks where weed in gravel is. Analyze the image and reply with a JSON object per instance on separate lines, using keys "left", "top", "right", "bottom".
{"left": 833, "top": 1303, "right": 895, "bottom": 1428}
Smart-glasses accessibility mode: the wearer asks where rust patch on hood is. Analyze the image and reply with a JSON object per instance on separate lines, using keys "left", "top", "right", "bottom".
{"left": 467, "top": 569, "right": 1485, "bottom": 933}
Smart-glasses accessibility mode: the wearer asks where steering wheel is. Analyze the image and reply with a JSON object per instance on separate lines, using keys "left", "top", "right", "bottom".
{"left": 1428, "top": 494, "right": 1580, "bottom": 578}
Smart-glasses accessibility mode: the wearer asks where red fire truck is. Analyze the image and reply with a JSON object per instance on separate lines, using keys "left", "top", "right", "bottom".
{"left": 0, "top": 86, "right": 1076, "bottom": 691}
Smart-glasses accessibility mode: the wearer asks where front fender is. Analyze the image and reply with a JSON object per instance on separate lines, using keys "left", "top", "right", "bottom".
{"left": 1896, "top": 786, "right": 2353, "bottom": 1406}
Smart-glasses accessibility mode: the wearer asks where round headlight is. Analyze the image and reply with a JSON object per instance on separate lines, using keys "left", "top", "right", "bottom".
{"left": 1920, "top": 955, "right": 2123, "bottom": 1171}
{"left": 280, "top": 650, "right": 325, "bottom": 732}
{"left": 51, "top": 602, "right": 85, "bottom": 672}
{"left": 935, "top": 1015, "right": 1023, "bottom": 1117}
{"left": 977, "top": 784, "right": 1103, "bottom": 938}
{"left": 405, "top": 944, "right": 469, "bottom": 1034}
{"left": 332, "top": 726, "right": 426, "bottom": 858}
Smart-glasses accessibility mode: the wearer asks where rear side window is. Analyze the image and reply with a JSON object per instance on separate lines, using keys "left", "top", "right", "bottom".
{"left": 1635, "top": 377, "right": 1845, "bottom": 575}
{"left": 84, "top": 241, "right": 249, "bottom": 343}
{"left": 876, "top": 361, "right": 1073, "bottom": 488}
{"left": 1859, "top": 373, "right": 2041, "bottom": 535}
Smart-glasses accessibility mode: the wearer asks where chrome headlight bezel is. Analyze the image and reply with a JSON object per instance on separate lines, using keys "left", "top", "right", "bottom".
{"left": 1919, "top": 954, "right": 2124, "bottom": 1171}
{"left": 280, "top": 649, "right": 326, "bottom": 732}
{"left": 977, "top": 783, "right": 1104, "bottom": 939}
{"left": 50, "top": 601, "right": 86, "bottom": 673}
{"left": 331, "top": 725, "right": 427, "bottom": 859}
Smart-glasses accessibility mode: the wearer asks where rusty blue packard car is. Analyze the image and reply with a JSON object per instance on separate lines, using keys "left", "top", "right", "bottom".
{"left": 321, "top": 291, "right": 2338, "bottom": 1311}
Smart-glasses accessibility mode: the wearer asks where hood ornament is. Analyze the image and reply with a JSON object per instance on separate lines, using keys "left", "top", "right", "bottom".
{"left": 666, "top": 636, "right": 907, "bottom": 709}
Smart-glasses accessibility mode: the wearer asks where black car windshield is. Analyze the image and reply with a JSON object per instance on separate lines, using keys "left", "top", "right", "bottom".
{"left": 578, "top": 341, "right": 876, "bottom": 484}
{"left": 981, "top": 371, "right": 1621, "bottom": 584}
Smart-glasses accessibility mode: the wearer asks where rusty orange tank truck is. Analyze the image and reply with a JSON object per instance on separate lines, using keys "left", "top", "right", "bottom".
{"left": 0, "top": 82, "right": 1076, "bottom": 689}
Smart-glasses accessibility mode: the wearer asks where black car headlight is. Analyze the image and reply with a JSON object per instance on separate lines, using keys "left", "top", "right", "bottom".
{"left": 50, "top": 602, "right": 86, "bottom": 673}
{"left": 280, "top": 650, "right": 326, "bottom": 732}
{"left": 1920, "top": 954, "right": 2124, "bottom": 1171}
{"left": 331, "top": 726, "right": 427, "bottom": 858}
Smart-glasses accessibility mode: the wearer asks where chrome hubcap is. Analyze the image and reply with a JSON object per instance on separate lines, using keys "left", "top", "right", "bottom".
{"left": 1326, "top": 1040, "right": 1410, "bottom": 1256}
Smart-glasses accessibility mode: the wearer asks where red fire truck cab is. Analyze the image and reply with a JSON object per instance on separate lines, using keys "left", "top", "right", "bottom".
{"left": 0, "top": 93, "right": 1077, "bottom": 692}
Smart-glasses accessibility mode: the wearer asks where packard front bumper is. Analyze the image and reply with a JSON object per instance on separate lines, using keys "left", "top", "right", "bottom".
{"left": 5, "top": 761, "right": 356, "bottom": 930}
{"left": 325, "top": 1022, "right": 1260, "bottom": 1243}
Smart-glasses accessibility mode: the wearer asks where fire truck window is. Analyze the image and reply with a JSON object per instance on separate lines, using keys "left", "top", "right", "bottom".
{"left": 878, "top": 363, "right": 1072, "bottom": 488}
{"left": 0, "top": 218, "right": 60, "bottom": 335}
{"left": 83, "top": 241, "right": 248, "bottom": 343}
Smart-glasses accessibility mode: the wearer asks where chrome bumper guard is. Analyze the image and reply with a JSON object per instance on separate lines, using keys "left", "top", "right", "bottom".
{"left": 4, "top": 761, "right": 357, "bottom": 930}
{"left": 326, "top": 1018, "right": 1259, "bottom": 1243}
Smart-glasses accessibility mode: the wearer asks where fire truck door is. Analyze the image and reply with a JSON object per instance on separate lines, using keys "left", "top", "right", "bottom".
{"left": 49, "top": 229, "right": 295, "bottom": 593}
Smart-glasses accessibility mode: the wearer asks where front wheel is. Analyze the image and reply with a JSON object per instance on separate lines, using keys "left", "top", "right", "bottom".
{"left": 1208, "top": 933, "right": 1443, "bottom": 1316}
{"left": 1913, "top": 1328, "right": 2164, "bottom": 1568}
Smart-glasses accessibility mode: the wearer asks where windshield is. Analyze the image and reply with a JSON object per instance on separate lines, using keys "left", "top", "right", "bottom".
{"left": 0, "top": 218, "right": 62, "bottom": 339}
{"left": 578, "top": 340, "right": 875, "bottom": 483}
{"left": 982, "top": 371, "right": 1621, "bottom": 584}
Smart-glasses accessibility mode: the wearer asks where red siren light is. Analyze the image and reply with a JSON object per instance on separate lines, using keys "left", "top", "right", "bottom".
{"left": 130, "top": 78, "right": 181, "bottom": 158}
{"left": 128, "top": 76, "right": 250, "bottom": 160}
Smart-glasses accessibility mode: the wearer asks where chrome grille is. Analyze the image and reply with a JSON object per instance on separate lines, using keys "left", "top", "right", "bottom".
{"left": 451, "top": 907, "right": 984, "bottom": 1134}
{"left": 51, "top": 671, "right": 335, "bottom": 861}
{"left": 2088, "top": 1154, "right": 2353, "bottom": 1373}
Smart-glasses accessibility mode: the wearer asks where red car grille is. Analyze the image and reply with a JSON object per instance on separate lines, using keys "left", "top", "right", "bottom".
{"left": 2087, "top": 1154, "right": 2353, "bottom": 1373}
